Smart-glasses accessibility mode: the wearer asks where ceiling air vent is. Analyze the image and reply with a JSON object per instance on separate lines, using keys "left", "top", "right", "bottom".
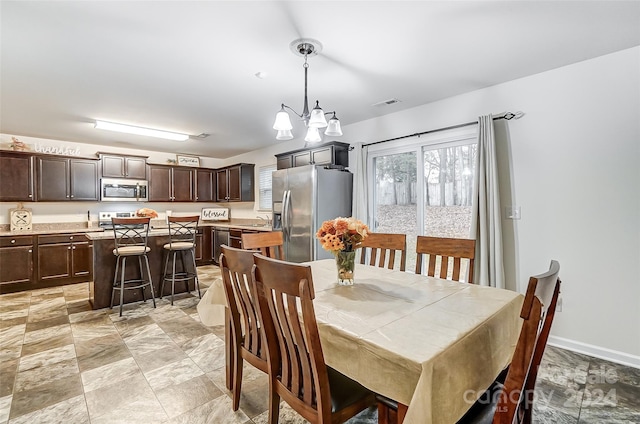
{"left": 372, "top": 98, "right": 401, "bottom": 107}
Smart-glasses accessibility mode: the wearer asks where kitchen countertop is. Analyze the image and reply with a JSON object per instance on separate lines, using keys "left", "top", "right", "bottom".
{"left": 0, "top": 220, "right": 274, "bottom": 238}
{"left": 0, "top": 225, "right": 104, "bottom": 237}
{"left": 87, "top": 221, "right": 275, "bottom": 241}
{"left": 197, "top": 222, "right": 274, "bottom": 231}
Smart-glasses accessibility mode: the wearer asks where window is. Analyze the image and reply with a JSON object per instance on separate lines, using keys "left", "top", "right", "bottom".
{"left": 258, "top": 164, "right": 277, "bottom": 210}
{"left": 369, "top": 129, "right": 477, "bottom": 271}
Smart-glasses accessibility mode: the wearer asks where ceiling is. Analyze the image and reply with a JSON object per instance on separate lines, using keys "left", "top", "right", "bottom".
{"left": 1, "top": 1, "right": 639, "bottom": 159}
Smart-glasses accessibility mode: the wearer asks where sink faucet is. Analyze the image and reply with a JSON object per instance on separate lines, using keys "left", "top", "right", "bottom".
{"left": 257, "top": 215, "right": 272, "bottom": 227}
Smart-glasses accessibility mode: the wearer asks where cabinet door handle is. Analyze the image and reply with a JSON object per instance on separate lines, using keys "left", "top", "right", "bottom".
{"left": 70, "top": 195, "right": 74, "bottom": 198}
{"left": 69, "top": 236, "right": 73, "bottom": 240}
{"left": 28, "top": 194, "right": 33, "bottom": 198}
{"left": 68, "top": 246, "right": 71, "bottom": 250}
{"left": 11, "top": 239, "right": 16, "bottom": 244}
{"left": 28, "top": 249, "right": 32, "bottom": 253}
{"left": 72, "top": 246, "right": 76, "bottom": 250}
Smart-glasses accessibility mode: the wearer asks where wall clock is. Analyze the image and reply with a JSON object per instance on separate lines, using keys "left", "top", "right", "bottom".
{"left": 9, "top": 203, "right": 33, "bottom": 231}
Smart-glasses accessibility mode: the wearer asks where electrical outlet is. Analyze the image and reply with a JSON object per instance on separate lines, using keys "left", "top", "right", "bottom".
{"left": 556, "top": 295, "right": 562, "bottom": 312}
{"left": 505, "top": 206, "right": 521, "bottom": 220}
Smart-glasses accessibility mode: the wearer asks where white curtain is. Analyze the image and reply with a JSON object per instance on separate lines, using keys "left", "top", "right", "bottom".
{"left": 352, "top": 143, "right": 369, "bottom": 225}
{"left": 471, "top": 115, "right": 505, "bottom": 288}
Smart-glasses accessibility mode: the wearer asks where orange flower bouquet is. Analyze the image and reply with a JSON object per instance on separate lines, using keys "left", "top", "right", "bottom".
{"left": 316, "top": 217, "right": 369, "bottom": 253}
{"left": 316, "top": 217, "right": 369, "bottom": 285}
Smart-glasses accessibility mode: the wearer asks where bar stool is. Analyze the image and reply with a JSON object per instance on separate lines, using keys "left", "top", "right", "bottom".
{"left": 160, "top": 215, "right": 201, "bottom": 305}
{"left": 111, "top": 217, "right": 156, "bottom": 316}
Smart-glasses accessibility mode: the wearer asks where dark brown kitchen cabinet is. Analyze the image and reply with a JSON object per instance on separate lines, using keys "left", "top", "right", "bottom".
{"left": 99, "top": 153, "right": 148, "bottom": 179}
{"left": 213, "top": 227, "right": 260, "bottom": 263}
{"left": 0, "top": 151, "right": 35, "bottom": 202}
{"left": 215, "top": 163, "right": 254, "bottom": 202}
{"left": 195, "top": 168, "right": 216, "bottom": 202}
{"left": 229, "top": 228, "right": 243, "bottom": 248}
{"left": 36, "top": 156, "right": 100, "bottom": 201}
{"left": 0, "top": 236, "right": 34, "bottom": 293}
{"left": 148, "top": 165, "right": 195, "bottom": 202}
{"left": 195, "top": 232, "right": 203, "bottom": 261}
{"left": 37, "top": 234, "right": 92, "bottom": 283}
{"left": 195, "top": 226, "right": 214, "bottom": 265}
{"left": 275, "top": 141, "right": 350, "bottom": 170}
{"left": 213, "top": 227, "right": 229, "bottom": 264}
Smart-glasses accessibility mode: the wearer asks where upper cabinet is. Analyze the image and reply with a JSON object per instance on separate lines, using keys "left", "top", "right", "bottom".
{"left": 275, "top": 141, "right": 350, "bottom": 170}
{"left": 98, "top": 153, "right": 148, "bottom": 179}
{"left": 0, "top": 151, "right": 35, "bottom": 202}
{"left": 36, "top": 156, "right": 100, "bottom": 201}
{"left": 216, "top": 163, "right": 254, "bottom": 202}
{"left": 148, "top": 164, "right": 195, "bottom": 202}
{"left": 195, "top": 168, "right": 216, "bottom": 202}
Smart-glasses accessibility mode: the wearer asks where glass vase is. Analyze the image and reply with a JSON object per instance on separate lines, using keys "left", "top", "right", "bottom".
{"left": 335, "top": 250, "right": 356, "bottom": 286}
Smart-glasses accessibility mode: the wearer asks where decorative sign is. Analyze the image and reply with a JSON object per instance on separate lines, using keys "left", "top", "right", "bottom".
{"left": 34, "top": 143, "right": 80, "bottom": 156}
{"left": 201, "top": 207, "right": 229, "bottom": 221}
{"left": 176, "top": 155, "right": 200, "bottom": 167}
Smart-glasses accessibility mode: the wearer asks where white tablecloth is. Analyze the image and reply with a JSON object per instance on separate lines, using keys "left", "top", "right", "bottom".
{"left": 198, "top": 259, "right": 523, "bottom": 424}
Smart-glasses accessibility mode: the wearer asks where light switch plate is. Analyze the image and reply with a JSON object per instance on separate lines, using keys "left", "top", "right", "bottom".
{"left": 505, "top": 206, "right": 521, "bottom": 220}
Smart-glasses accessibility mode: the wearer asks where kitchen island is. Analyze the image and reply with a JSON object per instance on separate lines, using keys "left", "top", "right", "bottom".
{"left": 86, "top": 222, "right": 274, "bottom": 310}
{"left": 87, "top": 228, "right": 200, "bottom": 310}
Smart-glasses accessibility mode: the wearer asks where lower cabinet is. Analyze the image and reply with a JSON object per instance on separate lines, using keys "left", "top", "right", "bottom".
{"left": 0, "top": 236, "right": 34, "bottom": 293}
{"left": 213, "top": 227, "right": 261, "bottom": 264}
{"left": 194, "top": 227, "right": 214, "bottom": 266}
{"left": 229, "top": 229, "right": 243, "bottom": 249}
{"left": 213, "top": 227, "right": 230, "bottom": 264}
{"left": 195, "top": 231, "right": 203, "bottom": 262}
{"left": 0, "top": 232, "right": 93, "bottom": 294}
{"left": 37, "top": 234, "right": 93, "bottom": 283}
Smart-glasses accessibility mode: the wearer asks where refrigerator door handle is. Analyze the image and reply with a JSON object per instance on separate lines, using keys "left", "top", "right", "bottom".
{"left": 282, "top": 190, "right": 290, "bottom": 241}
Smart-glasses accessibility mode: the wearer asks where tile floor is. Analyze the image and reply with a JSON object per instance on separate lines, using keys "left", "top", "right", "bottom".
{"left": 0, "top": 265, "right": 638, "bottom": 423}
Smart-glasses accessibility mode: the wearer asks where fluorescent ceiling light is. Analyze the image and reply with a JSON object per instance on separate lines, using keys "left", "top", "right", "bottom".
{"left": 95, "top": 120, "right": 189, "bottom": 141}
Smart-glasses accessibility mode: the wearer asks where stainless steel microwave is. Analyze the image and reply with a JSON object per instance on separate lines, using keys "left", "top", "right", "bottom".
{"left": 100, "top": 178, "right": 148, "bottom": 202}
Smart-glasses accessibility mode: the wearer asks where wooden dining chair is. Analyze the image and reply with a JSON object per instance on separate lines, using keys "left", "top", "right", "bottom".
{"left": 457, "top": 260, "right": 561, "bottom": 424}
{"left": 359, "top": 232, "right": 407, "bottom": 271}
{"left": 220, "top": 245, "right": 268, "bottom": 411}
{"left": 415, "top": 236, "right": 476, "bottom": 283}
{"left": 241, "top": 231, "right": 284, "bottom": 259}
{"left": 251, "top": 253, "right": 376, "bottom": 424}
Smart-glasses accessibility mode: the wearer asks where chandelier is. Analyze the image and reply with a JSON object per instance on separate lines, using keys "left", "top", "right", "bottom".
{"left": 272, "top": 39, "right": 342, "bottom": 142}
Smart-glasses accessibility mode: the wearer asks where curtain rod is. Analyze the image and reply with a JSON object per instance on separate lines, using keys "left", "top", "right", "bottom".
{"left": 361, "top": 111, "right": 524, "bottom": 148}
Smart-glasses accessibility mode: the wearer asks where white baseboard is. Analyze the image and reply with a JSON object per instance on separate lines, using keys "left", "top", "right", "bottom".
{"left": 548, "top": 336, "right": 640, "bottom": 369}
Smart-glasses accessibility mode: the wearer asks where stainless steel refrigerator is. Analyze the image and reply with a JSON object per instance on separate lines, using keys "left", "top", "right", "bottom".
{"left": 272, "top": 165, "right": 353, "bottom": 263}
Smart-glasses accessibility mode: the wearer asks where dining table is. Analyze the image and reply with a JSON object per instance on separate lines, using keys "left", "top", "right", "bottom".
{"left": 197, "top": 258, "right": 524, "bottom": 424}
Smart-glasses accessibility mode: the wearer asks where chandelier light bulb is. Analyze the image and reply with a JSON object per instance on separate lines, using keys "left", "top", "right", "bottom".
{"left": 273, "top": 105, "right": 293, "bottom": 131}
{"left": 304, "top": 127, "right": 322, "bottom": 143}
{"left": 324, "top": 113, "right": 343, "bottom": 137}
{"left": 308, "top": 101, "right": 328, "bottom": 128}
{"left": 276, "top": 129, "right": 294, "bottom": 140}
